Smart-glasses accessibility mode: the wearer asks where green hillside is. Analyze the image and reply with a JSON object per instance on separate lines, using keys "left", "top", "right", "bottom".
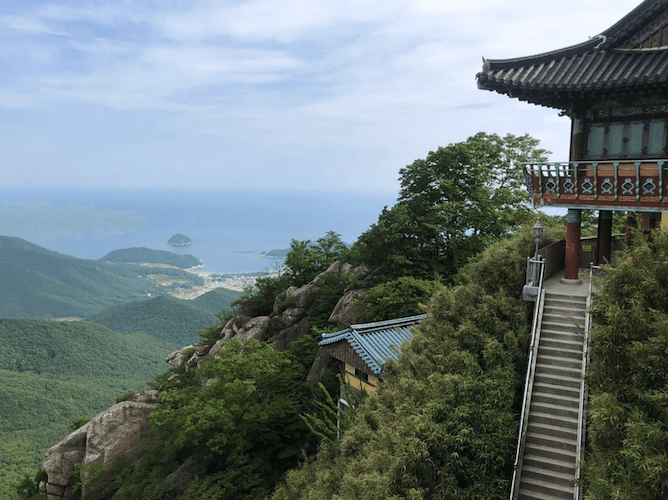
{"left": 0, "top": 236, "right": 207, "bottom": 319}
{"left": 0, "top": 319, "right": 175, "bottom": 380}
{"left": 86, "top": 292, "right": 239, "bottom": 346}
{"left": 0, "top": 369, "right": 149, "bottom": 498}
{"left": 191, "top": 287, "right": 243, "bottom": 313}
{"left": 99, "top": 247, "right": 201, "bottom": 268}
{"left": 0, "top": 237, "right": 158, "bottom": 318}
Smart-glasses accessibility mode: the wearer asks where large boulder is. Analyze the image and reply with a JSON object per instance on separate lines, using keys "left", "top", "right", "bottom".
{"left": 233, "top": 316, "right": 271, "bottom": 341}
{"left": 166, "top": 345, "right": 195, "bottom": 367}
{"left": 328, "top": 289, "right": 366, "bottom": 326}
{"left": 221, "top": 314, "right": 252, "bottom": 341}
{"left": 41, "top": 391, "right": 161, "bottom": 499}
{"left": 269, "top": 317, "right": 312, "bottom": 351}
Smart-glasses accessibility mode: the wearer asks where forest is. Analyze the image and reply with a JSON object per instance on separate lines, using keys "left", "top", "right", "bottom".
{"left": 6, "top": 132, "right": 665, "bottom": 499}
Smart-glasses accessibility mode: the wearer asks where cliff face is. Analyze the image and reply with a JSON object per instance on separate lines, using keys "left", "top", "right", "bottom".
{"left": 39, "top": 261, "right": 371, "bottom": 499}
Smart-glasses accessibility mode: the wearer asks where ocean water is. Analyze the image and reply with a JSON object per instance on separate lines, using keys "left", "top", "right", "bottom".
{"left": 0, "top": 188, "right": 397, "bottom": 275}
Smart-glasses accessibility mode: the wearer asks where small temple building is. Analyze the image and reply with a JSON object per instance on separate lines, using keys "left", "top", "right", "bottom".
{"left": 318, "top": 315, "right": 424, "bottom": 399}
{"left": 477, "top": 0, "right": 668, "bottom": 282}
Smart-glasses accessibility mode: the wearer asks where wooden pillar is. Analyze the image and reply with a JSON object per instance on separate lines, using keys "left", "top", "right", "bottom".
{"left": 570, "top": 118, "right": 585, "bottom": 161}
{"left": 597, "top": 210, "right": 613, "bottom": 265}
{"left": 563, "top": 209, "right": 582, "bottom": 284}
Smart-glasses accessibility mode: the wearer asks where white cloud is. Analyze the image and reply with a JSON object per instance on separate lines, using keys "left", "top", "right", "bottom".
{"left": 0, "top": 91, "right": 33, "bottom": 108}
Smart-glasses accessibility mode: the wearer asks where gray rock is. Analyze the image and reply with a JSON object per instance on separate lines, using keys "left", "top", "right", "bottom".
{"left": 328, "top": 289, "right": 366, "bottom": 326}
{"left": 166, "top": 345, "right": 195, "bottom": 367}
{"left": 41, "top": 391, "right": 160, "bottom": 499}
{"left": 269, "top": 317, "right": 312, "bottom": 351}
{"left": 165, "top": 457, "right": 198, "bottom": 493}
{"left": 234, "top": 316, "right": 271, "bottom": 341}
{"left": 281, "top": 307, "right": 306, "bottom": 328}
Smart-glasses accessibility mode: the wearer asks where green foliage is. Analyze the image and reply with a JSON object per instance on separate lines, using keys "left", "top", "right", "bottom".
{"left": 582, "top": 229, "right": 668, "bottom": 499}
{"left": 98, "top": 247, "right": 201, "bottom": 268}
{"left": 197, "top": 310, "right": 236, "bottom": 347}
{"left": 236, "top": 231, "right": 349, "bottom": 317}
{"left": 309, "top": 273, "right": 361, "bottom": 329}
{"left": 0, "top": 439, "right": 42, "bottom": 500}
{"left": 283, "top": 231, "right": 348, "bottom": 287}
{"left": 238, "top": 273, "right": 294, "bottom": 317}
{"left": 364, "top": 277, "right": 440, "bottom": 322}
{"left": 69, "top": 417, "right": 90, "bottom": 432}
{"left": 0, "top": 369, "right": 148, "bottom": 500}
{"left": 351, "top": 133, "right": 548, "bottom": 279}
{"left": 273, "top": 230, "right": 533, "bottom": 500}
{"left": 87, "top": 293, "right": 240, "bottom": 347}
{"left": 112, "top": 339, "right": 333, "bottom": 500}
{"left": 0, "top": 319, "right": 175, "bottom": 380}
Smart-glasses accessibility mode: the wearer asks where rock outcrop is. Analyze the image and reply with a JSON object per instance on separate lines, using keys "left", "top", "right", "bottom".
{"left": 41, "top": 391, "right": 160, "bottom": 500}
{"left": 39, "top": 262, "right": 368, "bottom": 499}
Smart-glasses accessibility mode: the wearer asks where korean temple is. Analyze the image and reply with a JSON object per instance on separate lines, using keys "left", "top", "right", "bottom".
{"left": 476, "top": 1, "right": 668, "bottom": 499}
{"left": 318, "top": 315, "right": 424, "bottom": 412}
{"left": 477, "top": 0, "right": 668, "bottom": 283}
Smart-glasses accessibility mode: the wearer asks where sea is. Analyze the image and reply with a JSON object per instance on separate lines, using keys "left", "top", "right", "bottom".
{"left": 0, "top": 188, "right": 398, "bottom": 275}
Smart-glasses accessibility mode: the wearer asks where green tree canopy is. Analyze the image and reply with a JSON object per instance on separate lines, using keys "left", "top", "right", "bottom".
{"left": 352, "top": 132, "right": 549, "bottom": 279}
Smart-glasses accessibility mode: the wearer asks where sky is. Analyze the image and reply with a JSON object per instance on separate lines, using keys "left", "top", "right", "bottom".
{"left": 1, "top": 0, "right": 640, "bottom": 194}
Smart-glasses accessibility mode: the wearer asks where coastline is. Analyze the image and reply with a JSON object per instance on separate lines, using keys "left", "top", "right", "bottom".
{"left": 167, "top": 266, "right": 279, "bottom": 299}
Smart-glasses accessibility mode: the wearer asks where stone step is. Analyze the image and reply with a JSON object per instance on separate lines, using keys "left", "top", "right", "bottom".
{"left": 538, "top": 354, "right": 582, "bottom": 370}
{"left": 533, "top": 381, "right": 581, "bottom": 399}
{"left": 539, "top": 329, "right": 583, "bottom": 343}
{"left": 523, "top": 454, "right": 577, "bottom": 476}
{"left": 522, "top": 464, "right": 576, "bottom": 489}
{"left": 534, "top": 372, "right": 581, "bottom": 389}
{"left": 520, "top": 475, "right": 574, "bottom": 500}
{"left": 542, "top": 313, "right": 586, "bottom": 326}
{"left": 535, "top": 363, "right": 582, "bottom": 381}
{"left": 524, "top": 442, "right": 576, "bottom": 465}
{"left": 530, "top": 401, "right": 579, "bottom": 420}
{"left": 526, "top": 432, "right": 577, "bottom": 453}
{"left": 540, "top": 337, "right": 584, "bottom": 352}
{"left": 540, "top": 321, "right": 583, "bottom": 334}
{"left": 519, "top": 486, "right": 569, "bottom": 500}
{"left": 532, "top": 390, "right": 580, "bottom": 409}
{"left": 528, "top": 421, "right": 577, "bottom": 442}
{"left": 539, "top": 345, "right": 583, "bottom": 360}
{"left": 543, "top": 305, "right": 587, "bottom": 316}
{"left": 529, "top": 410, "right": 578, "bottom": 430}
{"left": 545, "top": 293, "right": 587, "bottom": 304}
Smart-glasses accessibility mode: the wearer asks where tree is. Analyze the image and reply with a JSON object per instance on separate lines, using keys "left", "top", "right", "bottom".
{"left": 271, "top": 228, "right": 541, "bottom": 500}
{"left": 283, "top": 231, "right": 347, "bottom": 286}
{"left": 352, "top": 133, "right": 549, "bottom": 279}
{"left": 583, "top": 229, "right": 668, "bottom": 499}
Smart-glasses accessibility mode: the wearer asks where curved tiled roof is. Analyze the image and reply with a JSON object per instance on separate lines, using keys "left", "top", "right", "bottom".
{"left": 476, "top": 0, "right": 668, "bottom": 111}
{"left": 319, "top": 315, "right": 425, "bottom": 375}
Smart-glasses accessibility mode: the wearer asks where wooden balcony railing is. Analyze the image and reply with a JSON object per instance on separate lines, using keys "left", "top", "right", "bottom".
{"left": 523, "top": 160, "right": 668, "bottom": 210}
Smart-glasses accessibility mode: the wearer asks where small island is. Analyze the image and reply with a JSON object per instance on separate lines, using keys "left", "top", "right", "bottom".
{"left": 167, "top": 234, "right": 192, "bottom": 249}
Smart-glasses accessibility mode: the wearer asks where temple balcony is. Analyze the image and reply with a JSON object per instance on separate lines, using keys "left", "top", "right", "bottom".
{"left": 523, "top": 160, "right": 668, "bottom": 211}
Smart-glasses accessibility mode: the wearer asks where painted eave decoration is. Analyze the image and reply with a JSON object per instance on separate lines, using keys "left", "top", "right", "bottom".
{"left": 319, "top": 314, "right": 426, "bottom": 375}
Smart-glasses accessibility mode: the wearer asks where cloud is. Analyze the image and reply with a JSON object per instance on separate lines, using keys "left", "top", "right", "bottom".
{"left": 0, "top": 91, "right": 32, "bottom": 108}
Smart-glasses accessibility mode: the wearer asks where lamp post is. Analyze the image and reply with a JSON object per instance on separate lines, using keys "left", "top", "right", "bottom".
{"left": 533, "top": 218, "right": 544, "bottom": 258}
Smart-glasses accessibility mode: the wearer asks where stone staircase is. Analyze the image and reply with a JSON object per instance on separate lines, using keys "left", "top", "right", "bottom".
{"left": 516, "top": 291, "right": 587, "bottom": 500}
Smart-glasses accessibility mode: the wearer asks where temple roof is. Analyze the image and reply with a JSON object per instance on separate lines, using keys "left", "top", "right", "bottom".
{"left": 319, "top": 315, "right": 425, "bottom": 375}
{"left": 476, "top": 0, "right": 668, "bottom": 112}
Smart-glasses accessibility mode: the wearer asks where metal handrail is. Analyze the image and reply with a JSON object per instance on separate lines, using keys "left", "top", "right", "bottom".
{"left": 574, "top": 263, "right": 602, "bottom": 500}
{"left": 510, "top": 256, "right": 546, "bottom": 500}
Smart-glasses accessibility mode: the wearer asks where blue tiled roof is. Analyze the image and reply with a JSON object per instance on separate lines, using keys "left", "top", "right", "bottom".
{"left": 319, "top": 315, "right": 426, "bottom": 374}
